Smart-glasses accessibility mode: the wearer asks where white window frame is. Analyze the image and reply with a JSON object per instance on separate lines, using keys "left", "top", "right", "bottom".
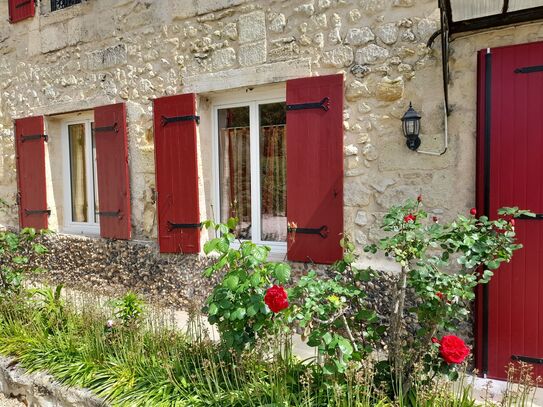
{"left": 61, "top": 115, "right": 100, "bottom": 235}
{"left": 211, "top": 88, "right": 287, "bottom": 255}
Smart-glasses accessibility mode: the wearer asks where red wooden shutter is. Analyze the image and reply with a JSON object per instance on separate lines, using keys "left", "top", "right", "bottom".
{"left": 153, "top": 93, "right": 200, "bottom": 253}
{"left": 93, "top": 103, "right": 131, "bottom": 240}
{"left": 8, "top": 0, "right": 35, "bottom": 23}
{"left": 286, "top": 74, "right": 344, "bottom": 264}
{"left": 15, "top": 116, "right": 48, "bottom": 230}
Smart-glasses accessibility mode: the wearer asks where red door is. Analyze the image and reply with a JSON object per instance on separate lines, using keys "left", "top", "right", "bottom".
{"left": 477, "top": 41, "right": 543, "bottom": 380}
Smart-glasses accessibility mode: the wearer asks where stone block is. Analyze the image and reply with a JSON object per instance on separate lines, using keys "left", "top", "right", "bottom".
{"left": 322, "top": 45, "right": 354, "bottom": 68}
{"left": 375, "top": 76, "right": 404, "bottom": 101}
{"left": 345, "top": 27, "right": 375, "bottom": 46}
{"left": 40, "top": 24, "right": 69, "bottom": 53}
{"left": 238, "top": 41, "right": 266, "bottom": 67}
{"left": 239, "top": 11, "right": 266, "bottom": 44}
{"left": 269, "top": 13, "right": 287, "bottom": 33}
{"left": 85, "top": 44, "right": 128, "bottom": 71}
{"left": 346, "top": 80, "right": 371, "bottom": 102}
{"left": 375, "top": 22, "right": 399, "bottom": 45}
{"left": 211, "top": 47, "right": 236, "bottom": 70}
{"left": 355, "top": 44, "right": 389, "bottom": 65}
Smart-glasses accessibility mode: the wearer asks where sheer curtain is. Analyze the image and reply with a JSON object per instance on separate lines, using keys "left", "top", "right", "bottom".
{"left": 68, "top": 124, "right": 88, "bottom": 222}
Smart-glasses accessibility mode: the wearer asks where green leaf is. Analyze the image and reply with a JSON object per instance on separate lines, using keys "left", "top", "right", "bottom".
{"left": 224, "top": 275, "right": 239, "bottom": 290}
{"left": 273, "top": 264, "right": 291, "bottom": 284}
{"left": 208, "top": 303, "right": 219, "bottom": 316}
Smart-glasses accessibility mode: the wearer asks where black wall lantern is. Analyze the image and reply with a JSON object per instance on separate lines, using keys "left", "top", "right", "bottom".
{"left": 401, "top": 102, "right": 421, "bottom": 151}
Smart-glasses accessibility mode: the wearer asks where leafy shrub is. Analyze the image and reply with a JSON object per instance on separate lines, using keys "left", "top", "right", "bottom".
{"left": 110, "top": 291, "right": 145, "bottom": 328}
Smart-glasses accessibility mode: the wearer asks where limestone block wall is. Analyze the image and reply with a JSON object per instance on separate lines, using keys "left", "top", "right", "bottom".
{"left": 0, "top": 0, "right": 542, "bottom": 280}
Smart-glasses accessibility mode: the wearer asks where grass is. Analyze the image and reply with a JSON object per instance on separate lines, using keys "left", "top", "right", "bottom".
{"left": 0, "top": 287, "right": 518, "bottom": 407}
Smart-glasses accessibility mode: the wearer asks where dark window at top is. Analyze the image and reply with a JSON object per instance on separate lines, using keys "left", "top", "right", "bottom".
{"left": 51, "top": 0, "right": 82, "bottom": 11}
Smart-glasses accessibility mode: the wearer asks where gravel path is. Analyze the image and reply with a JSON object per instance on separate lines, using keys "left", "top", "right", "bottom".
{"left": 0, "top": 393, "right": 24, "bottom": 407}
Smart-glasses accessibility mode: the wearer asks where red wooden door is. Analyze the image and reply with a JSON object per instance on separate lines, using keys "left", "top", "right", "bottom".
{"left": 477, "top": 41, "right": 543, "bottom": 380}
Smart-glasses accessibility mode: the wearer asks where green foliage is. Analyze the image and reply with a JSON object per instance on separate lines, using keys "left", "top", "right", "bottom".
{"left": 0, "top": 227, "right": 48, "bottom": 298}
{"left": 291, "top": 237, "right": 381, "bottom": 376}
{"left": 110, "top": 291, "right": 145, "bottom": 328}
{"left": 202, "top": 218, "right": 292, "bottom": 352}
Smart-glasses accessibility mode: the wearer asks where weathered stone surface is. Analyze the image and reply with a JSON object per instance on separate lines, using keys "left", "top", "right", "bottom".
{"left": 355, "top": 44, "right": 389, "bottom": 65}
{"left": 223, "top": 22, "right": 238, "bottom": 40}
{"left": 355, "top": 211, "right": 368, "bottom": 226}
{"left": 359, "top": 0, "right": 387, "bottom": 15}
{"left": 345, "top": 80, "right": 371, "bottom": 102}
{"left": 371, "top": 178, "right": 396, "bottom": 193}
{"left": 345, "top": 144, "right": 358, "bottom": 156}
{"left": 322, "top": 45, "right": 353, "bottom": 67}
{"left": 345, "top": 179, "right": 371, "bottom": 207}
{"left": 238, "top": 41, "right": 266, "bottom": 66}
{"left": 238, "top": 11, "right": 266, "bottom": 44}
{"left": 362, "top": 143, "right": 378, "bottom": 161}
{"left": 345, "top": 27, "right": 375, "bottom": 46}
{"left": 211, "top": 47, "right": 236, "bottom": 70}
{"left": 269, "top": 13, "right": 287, "bottom": 33}
{"left": 375, "top": 76, "right": 404, "bottom": 101}
{"left": 393, "top": 0, "right": 414, "bottom": 6}
{"left": 417, "top": 18, "right": 439, "bottom": 39}
{"left": 85, "top": 44, "right": 127, "bottom": 71}
{"left": 375, "top": 22, "right": 399, "bottom": 45}
{"left": 268, "top": 38, "right": 299, "bottom": 61}
{"left": 351, "top": 64, "right": 371, "bottom": 78}
{"left": 295, "top": 3, "right": 315, "bottom": 16}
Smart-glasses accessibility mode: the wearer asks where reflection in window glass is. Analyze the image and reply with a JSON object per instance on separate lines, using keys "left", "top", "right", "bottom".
{"left": 218, "top": 106, "right": 252, "bottom": 239}
{"left": 68, "top": 124, "right": 88, "bottom": 222}
{"left": 259, "top": 102, "right": 287, "bottom": 242}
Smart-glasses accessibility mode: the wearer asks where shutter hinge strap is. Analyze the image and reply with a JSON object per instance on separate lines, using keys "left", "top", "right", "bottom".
{"left": 161, "top": 115, "right": 200, "bottom": 126}
{"left": 25, "top": 209, "right": 51, "bottom": 216}
{"left": 287, "top": 225, "right": 328, "bottom": 239}
{"left": 514, "top": 66, "right": 543, "bottom": 74}
{"left": 96, "top": 210, "right": 121, "bottom": 217}
{"left": 167, "top": 221, "right": 202, "bottom": 231}
{"left": 94, "top": 123, "right": 119, "bottom": 133}
{"left": 287, "top": 97, "right": 330, "bottom": 112}
{"left": 21, "top": 134, "right": 48, "bottom": 143}
{"left": 16, "top": 0, "right": 31, "bottom": 8}
{"left": 517, "top": 213, "right": 543, "bottom": 220}
{"left": 16, "top": 193, "right": 21, "bottom": 206}
{"left": 512, "top": 355, "right": 543, "bottom": 364}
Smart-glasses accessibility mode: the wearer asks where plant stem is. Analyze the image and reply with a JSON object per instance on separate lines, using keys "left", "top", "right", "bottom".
{"left": 388, "top": 264, "right": 409, "bottom": 382}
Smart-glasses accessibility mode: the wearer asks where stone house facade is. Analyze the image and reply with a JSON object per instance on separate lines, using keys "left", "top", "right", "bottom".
{"left": 2, "top": 0, "right": 543, "bottom": 380}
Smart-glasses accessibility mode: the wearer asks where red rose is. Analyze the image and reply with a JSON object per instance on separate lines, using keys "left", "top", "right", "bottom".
{"left": 470, "top": 208, "right": 477, "bottom": 216}
{"left": 438, "top": 335, "right": 470, "bottom": 364}
{"left": 264, "top": 285, "right": 289, "bottom": 313}
{"left": 436, "top": 292, "right": 444, "bottom": 300}
{"left": 431, "top": 337, "right": 439, "bottom": 344}
{"left": 404, "top": 214, "right": 416, "bottom": 223}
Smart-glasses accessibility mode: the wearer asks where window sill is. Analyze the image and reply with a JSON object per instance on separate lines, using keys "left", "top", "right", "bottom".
{"left": 228, "top": 240, "right": 288, "bottom": 262}
{"left": 61, "top": 226, "right": 100, "bottom": 238}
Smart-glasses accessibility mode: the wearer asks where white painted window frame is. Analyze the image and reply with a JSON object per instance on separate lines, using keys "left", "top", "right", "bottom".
{"left": 211, "top": 88, "right": 287, "bottom": 255}
{"left": 61, "top": 115, "right": 100, "bottom": 236}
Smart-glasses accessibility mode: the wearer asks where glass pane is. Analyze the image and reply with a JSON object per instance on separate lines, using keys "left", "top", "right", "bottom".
{"left": 91, "top": 123, "right": 99, "bottom": 223}
{"left": 259, "top": 102, "right": 287, "bottom": 242}
{"left": 68, "top": 124, "right": 88, "bottom": 222}
{"left": 218, "top": 106, "right": 252, "bottom": 239}
{"left": 450, "top": 0, "right": 502, "bottom": 21}
{"left": 509, "top": 0, "right": 543, "bottom": 11}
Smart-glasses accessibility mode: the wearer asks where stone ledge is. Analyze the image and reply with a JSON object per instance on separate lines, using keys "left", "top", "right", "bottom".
{"left": 0, "top": 356, "right": 106, "bottom": 407}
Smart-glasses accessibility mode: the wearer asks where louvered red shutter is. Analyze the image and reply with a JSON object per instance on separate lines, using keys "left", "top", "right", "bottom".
{"left": 153, "top": 93, "right": 200, "bottom": 253}
{"left": 93, "top": 103, "right": 131, "bottom": 240}
{"left": 286, "top": 74, "right": 344, "bottom": 264}
{"left": 15, "top": 116, "right": 48, "bottom": 230}
{"left": 8, "top": 0, "right": 35, "bottom": 23}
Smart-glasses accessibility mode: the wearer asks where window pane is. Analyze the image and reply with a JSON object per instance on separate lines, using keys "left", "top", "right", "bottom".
{"left": 68, "top": 124, "right": 88, "bottom": 222}
{"left": 259, "top": 102, "right": 287, "bottom": 242}
{"left": 91, "top": 124, "right": 99, "bottom": 223}
{"left": 218, "top": 106, "right": 251, "bottom": 239}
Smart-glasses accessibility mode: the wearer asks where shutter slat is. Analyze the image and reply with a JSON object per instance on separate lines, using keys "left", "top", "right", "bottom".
{"left": 153, "top": 94, "right": 200, "bottom": 253}
{"left": 286, "top": 74, "right": 344, "bottom": 264}
{"left": 15, "top": 116, "right": 48, "bottom": 230}
{"left": 93, "top": 103, "right": 131, "bottom": 240}
{"left": 8, "top": 0, "right": 35, "bottom": 23}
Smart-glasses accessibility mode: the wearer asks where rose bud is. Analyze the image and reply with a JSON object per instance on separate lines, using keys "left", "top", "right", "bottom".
{"left": 470, "top": 208, "right": 477, "bottom": 216}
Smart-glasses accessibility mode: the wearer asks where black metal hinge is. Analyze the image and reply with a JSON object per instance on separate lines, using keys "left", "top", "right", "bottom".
{"left": 287, "top": 97, "right": 330, "bottom": 112}
{"left": 161, "top": 115, "right": 200, "bottom": 127}
{"left": 514, "top": 66, "right": 543, "bottom": 74}
{"left": 16, "top": 0, "right": 31, "bottom": 8}
{"left": 512, "top": 355, "right": 543, "bottom": 364}
{"left": 287, "top": 225, "right": 328, "bottom": 239}
{"left": 21, "top": 134, "right": 48, "bottom": 143}
{"left": 25, "top": 209, "right": 51, "bottom": 216}
{"left": 96, "top": 210, "right": 121, "bottom": 217}
{"left": 167, "top": 221, "right": 202, "bottom": 231}
{"left": 518, "top": 213, "right": 543, "bottom": 220}
{"left": 94, "top": 123, "right": 118, "bottom": 133}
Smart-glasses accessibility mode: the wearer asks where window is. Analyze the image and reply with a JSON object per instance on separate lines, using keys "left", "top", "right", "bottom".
{"left": 51, "top": 0, "right": 82, "bottom": 11}
{"left": 213, "top": 92, "right": 287, "bottom": 251}
{"left": 62, "top": 117, "right": 100, "bottom": 234}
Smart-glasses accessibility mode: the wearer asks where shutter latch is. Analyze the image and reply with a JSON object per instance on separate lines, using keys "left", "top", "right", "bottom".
{"left": 94, "top": 123, "right": 119, "bottom": 133}
{"left": 96, "top": 210, "right": 121, "bottom": 217}
{"left": 514, "top": 66, "right": 543, "bottom": 74}
{"left": 287, "top": 97, "right": 330, "bottom": 112}
{"left": 16, "top": 0, "right": 31, "bottom": 8}
{"left": 24, "top": 209, "right": 51, "bottom": 216}
{"left": 167, "top": 221, "right": 202, "bottom": 231}
{"left": 512, "top": 355, "right": 543, "bottom": 364}
{"left": 287, "top": 225, "right": 328, "bottom": 239}
{"left": 161, "top": 115, "right": 200, "bottom": 126}
{"left": 21, "top": 134, "right": 48, "bottom": 143}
